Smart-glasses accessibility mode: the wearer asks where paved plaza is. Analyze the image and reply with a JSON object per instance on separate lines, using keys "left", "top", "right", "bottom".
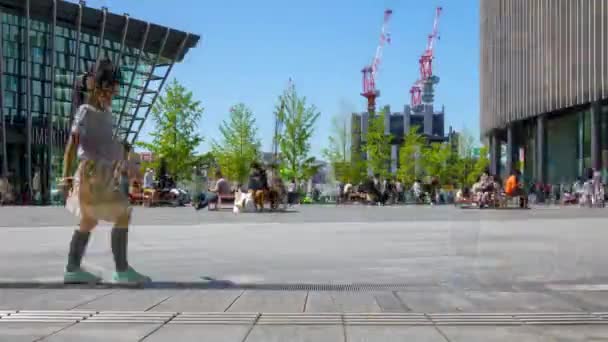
{"left": 1, "top": 205, "right": 608, "bottom": 340}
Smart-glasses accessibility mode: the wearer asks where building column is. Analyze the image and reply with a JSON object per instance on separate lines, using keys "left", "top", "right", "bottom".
{"left": 536, "top": 115, "right": 545, "bottom": 184}
{"left": 506, "top": 125, "right": 514, "bottom": 175}
{"left": 489, "top": 132, "right": 499, "bottom": 176}
{"left": 591, "top": 101, "right": 601, "bottom": 170}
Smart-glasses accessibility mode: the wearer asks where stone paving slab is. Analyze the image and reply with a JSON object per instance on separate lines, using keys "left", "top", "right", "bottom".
{"left": 0, "top": 289, "right": 114, "bottom": 311}
{"left": 226, "top": 290, "right": 307, "bottom": 313}
{"left": 244, "top": 325, "right": 344, "bottom": 342}
{"left": 73, "top": 290, "right": 175, "bottom": 311}
{"left": 0, "top": 323, "right": 70, "bottom": 342}
{"left": 143, "top": 324, "right": 252, "bottom": 342}
{"left": 462, "top": 291, "right": 583, "bottom": 312}
{"left": 438, "top": 325, "right": 608, "bottom": 342}
{"left": 305, "top": 292, "right": 383, "bottom": 313}
{"left": 346, "top": 326, "right": 446, "bottom": 341}
{"left": 41, "top": 323, "right": 161, "bottom": 341}
{"left": 148, "top": 289, "right": 243, "bottom": 312}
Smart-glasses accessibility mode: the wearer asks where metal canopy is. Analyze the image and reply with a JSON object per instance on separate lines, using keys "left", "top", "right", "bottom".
{"left": 0, "top": 0, "right": 200, "bottom": 62}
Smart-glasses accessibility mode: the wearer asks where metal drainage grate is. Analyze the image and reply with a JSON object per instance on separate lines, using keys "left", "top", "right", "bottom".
{"left": 0, "top": 281, "right": 416, "bottom": 291}
{"left": 0, "top": 310, "right": 94, "bottom": 323}
{"left": 235, "top": 283, "right": 413, "bottom": 292}
{"left": 170, "top": 312, "right": 259, "bottom": 325}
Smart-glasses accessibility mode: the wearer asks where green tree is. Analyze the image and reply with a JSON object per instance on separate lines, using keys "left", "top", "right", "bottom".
{"left": 421, "top": 142, "right": 452, "bottom": 183}
{"left": 323, "top": 113, "right": 351, "bottom": 183}
{"left": 276, "top": 82, "right": 320, "bottom": 182}
{"left": 365, "top": 109, "right": 392, "bottom": 178}
{"left": 212, "top": 103, "right": 260, "bottom": 185}
{"left": 397, "top": 126, "right": 425, "bottom": 187}
{"left": 137, "top": 79, "right": 203, "bottom": 181}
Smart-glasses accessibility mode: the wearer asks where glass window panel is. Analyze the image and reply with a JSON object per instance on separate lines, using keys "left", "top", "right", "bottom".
{"left": 32, "top": 81, "right": 41, "bottom": 96}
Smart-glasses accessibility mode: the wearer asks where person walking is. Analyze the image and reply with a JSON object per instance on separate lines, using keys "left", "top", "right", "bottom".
{"left": 58, "top": 59, "right": 150, "bottom": 285}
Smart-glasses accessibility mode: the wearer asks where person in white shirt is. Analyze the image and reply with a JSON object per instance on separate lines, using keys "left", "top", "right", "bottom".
{"left": 143, "top": 168, "right": 154, "bottom": 189}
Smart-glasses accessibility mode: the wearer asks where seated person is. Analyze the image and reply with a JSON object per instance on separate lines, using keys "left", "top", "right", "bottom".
{"left": 269, "top": 172, "right": 285, "bottom": 209}
{"left": 195, "top": 170, "right": 231, "bottom": 210}
{"left": 504, "top": 170, "right": 528, "bottom": 208}
{"left": 411, "top": 179, "right": 423, "bottom": 203}
{"left": 456, "top": 187, "right": 471, "bottom": 203}
{"left": 480, "top": 175, "right": 498, "bottom": 207}
{"left": 471, "top": 175, "right": 485, "bottom": 203}
{"left": 248, "top": 162, "right": 267, "bottom": 211}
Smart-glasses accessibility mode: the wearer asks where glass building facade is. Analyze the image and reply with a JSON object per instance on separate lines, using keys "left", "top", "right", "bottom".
{"left": 0, "top": 0, "right": 199, "bottom": 204}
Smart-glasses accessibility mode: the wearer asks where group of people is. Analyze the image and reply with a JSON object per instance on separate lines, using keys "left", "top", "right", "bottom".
{"left": 561, "top": 168, "right": 605, "bottom": 207}
{"left": 194, "top": 162, "right": 301, "bottom": 211}
{"left": 338, "top": 175, "right": 446, "bottom": 206}
{"left": 456, "top": 170, "right": 528, "bottom": 208}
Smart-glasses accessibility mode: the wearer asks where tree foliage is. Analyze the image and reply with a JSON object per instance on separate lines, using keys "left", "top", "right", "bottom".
{"left": 397, "top": 126, "right": 426, "bottom": 187}
{"left": 137, "top": 79, "right": 203, "bottom": 181}
{"left": 212, "top": 103, "right": 260, "bottom": 185}
{"left": 449, "top": 129, "right": 489, "bottom": 187}
{"left": 365, "top": 109, "right": 392, "bottom": 178}
{"left": 276, "top": 82, "right": 320, "bottom": 182}
{"left": 421, "top": 142, "right": 452, "bottom": 184}
{"left": 323, "top": 113, "right": 351, "bottom": 183}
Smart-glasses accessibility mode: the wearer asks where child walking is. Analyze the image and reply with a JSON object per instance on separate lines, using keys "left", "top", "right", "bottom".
{"left": 59, "top": 59, "right": 150, "bottom": 284}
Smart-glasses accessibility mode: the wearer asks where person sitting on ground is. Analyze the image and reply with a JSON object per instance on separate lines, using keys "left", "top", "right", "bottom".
{"left": 195, "top": 170, "right": 231, "bottom": 210}
{"left": 504, "top": 170, "right": 528, "bottom": 208}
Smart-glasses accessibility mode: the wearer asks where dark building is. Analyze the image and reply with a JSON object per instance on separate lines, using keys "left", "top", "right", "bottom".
{"left": 351, "top": 104, "right": 451, "bottom": 174}
{"left": 481, "top": 0, "right": 608, "bottom": 185}
{"left": 0, "top": 0, "right": 199, "bottom": 204}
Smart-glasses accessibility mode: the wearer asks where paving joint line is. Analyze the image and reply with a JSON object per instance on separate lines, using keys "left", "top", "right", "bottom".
{"left": 341, "top": 313, "right": 347, "bottom": 342}
{"left": 239, "top": 313, "right": 261, "bottom": 342}
{"left": 69, "top": 289, "right": 117, "bottom": 310}
{"left": 302, "top": 291, "right": 309, "bottom": 312}
{"left": 138, "top": 312, "right": 179, "bottom": 342}
{"left": 224, "top": 289, "right": 246, "bottom": 312}
{"left": 144, "top": 295, "right": 173, "bottom": 312}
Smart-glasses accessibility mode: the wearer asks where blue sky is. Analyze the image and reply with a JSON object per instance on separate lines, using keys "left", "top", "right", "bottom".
{"left": 71, "top": 0, "right": 480, "bottom": 157}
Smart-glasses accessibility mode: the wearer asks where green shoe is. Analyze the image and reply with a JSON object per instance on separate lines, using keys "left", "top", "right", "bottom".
{"left": 111, "top": 267, "right": 151, "bottom": 285}
{"left": 64, "top": 269, "right": 102, "bottom": 284}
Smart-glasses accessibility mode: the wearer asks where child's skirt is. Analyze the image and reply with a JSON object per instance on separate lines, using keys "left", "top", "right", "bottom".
{"left": 66, "top": 160, "right": 131, "bottom": 222}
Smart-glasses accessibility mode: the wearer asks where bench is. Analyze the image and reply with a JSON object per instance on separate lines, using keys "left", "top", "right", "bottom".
{"left": 344, "top": 192, "right": 367, "bottom": 204}
{"left": 455, "top": 198, "right": 478, "bottom": 208}
{"left": 208, "top": 193, "right": 236, "bottom": 211}
{"left": 498, "top": 193, "right": 528, "bottom": 209}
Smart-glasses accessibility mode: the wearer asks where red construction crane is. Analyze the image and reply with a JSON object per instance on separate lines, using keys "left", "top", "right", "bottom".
{"left": 361, "top": 9, "right": 393, "bottom": 114}
{"left": 410, "top": 6, "right": 442, "bottom": 108}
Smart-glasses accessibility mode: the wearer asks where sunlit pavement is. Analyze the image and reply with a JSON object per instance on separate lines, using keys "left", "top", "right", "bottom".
{"left": 2, "top": 205, "right": 608, "bottom": 341}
